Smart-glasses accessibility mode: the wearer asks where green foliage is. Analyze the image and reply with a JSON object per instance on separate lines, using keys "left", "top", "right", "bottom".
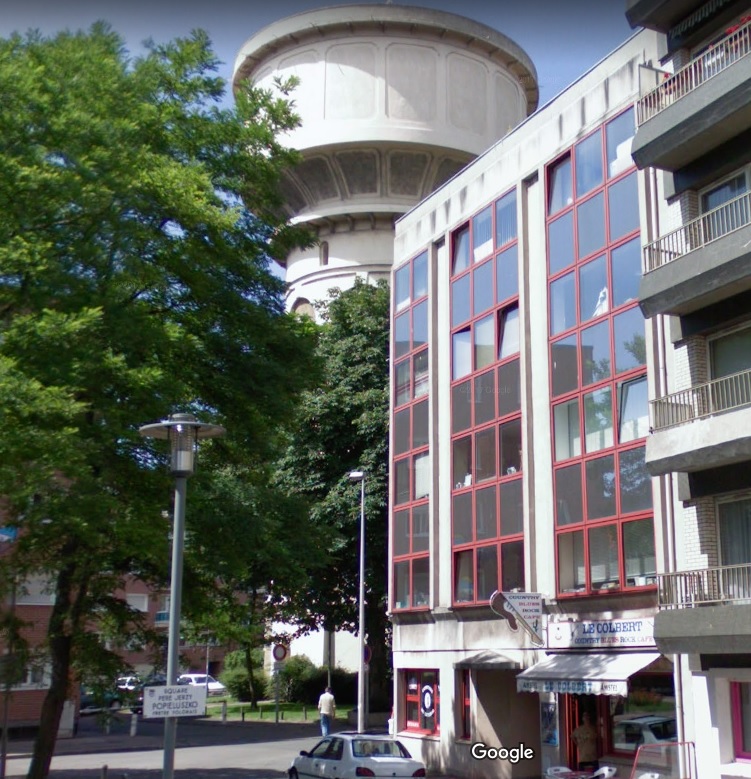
{"left": 273, "top": 656, "right": 356, "bottom": 706}
{"left": 220, "top": 648, "right": 266, "bottom": 702}
{"left": 0, "top": 22, "right": 318, "bottom": 778}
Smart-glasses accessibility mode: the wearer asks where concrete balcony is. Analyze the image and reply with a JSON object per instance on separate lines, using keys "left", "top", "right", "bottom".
{"left": 645, "top": 368, "right": 751, "bottom": 475}
{"left": 639, "top": 190, "right": 751, "bottom": 318}
{"left": 655, "top": 563, "right": 751, "bottom": 654}
{"left": 632, "top": 20, "right": 751, "bottom": 171}
{"left": 625, "top": 0, "right": 703, "bottom": 33}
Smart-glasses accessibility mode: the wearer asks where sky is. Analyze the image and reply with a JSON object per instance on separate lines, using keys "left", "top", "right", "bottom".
{"left": 1, "top": 0, "right": 637, "bottom": 109}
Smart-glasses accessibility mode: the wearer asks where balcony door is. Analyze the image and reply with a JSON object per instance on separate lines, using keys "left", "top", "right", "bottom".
{"left": 718, "top": 497, "right": 751, "bottom": 602}
{"left": 701, "top": 173, "right": 749, "bottom": 242}
{"left": 708, "top": 324, "right": 751, "bottom": 413}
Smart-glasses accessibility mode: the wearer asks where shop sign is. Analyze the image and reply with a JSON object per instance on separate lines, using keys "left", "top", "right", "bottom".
{"left": 547, "top": 618, "right": 655, "bottom": 649}
{"left": 517, "top": 678, "right": 628, "bottom": 696}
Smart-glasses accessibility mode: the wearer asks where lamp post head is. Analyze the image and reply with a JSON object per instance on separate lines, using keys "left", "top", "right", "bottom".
{"left": 348, "top": 470, "right": 365, "bottom": 482}
{"left": 139, "top": 413, "right": 225, "bottom": 477}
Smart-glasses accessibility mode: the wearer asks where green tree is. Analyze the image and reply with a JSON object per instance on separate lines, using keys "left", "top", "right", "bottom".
{"left": 275, "top": 279, "right": 392, "bottom": 711}
{"left": 0, "top": 24, "right": 317, "bottom": 778}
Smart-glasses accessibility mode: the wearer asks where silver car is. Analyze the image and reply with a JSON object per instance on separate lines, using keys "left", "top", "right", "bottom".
{"left": 289, "top": 733, "right": 426, "bottom": 779}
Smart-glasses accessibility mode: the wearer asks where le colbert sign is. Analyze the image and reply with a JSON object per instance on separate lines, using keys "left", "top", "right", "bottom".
{"left": 548, "top": 618, "right": 655, "bottom": 649}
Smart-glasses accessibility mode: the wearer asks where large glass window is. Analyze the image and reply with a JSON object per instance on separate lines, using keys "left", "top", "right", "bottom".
{"left": 404, "top": 670, "right": 440, "bottom": 734}
{"left": 548, "top": 108, "right": 653, "bottom": 597}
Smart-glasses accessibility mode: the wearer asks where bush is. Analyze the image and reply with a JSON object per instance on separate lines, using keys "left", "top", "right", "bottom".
{"left": 271, "top": 656, "right": 357, "bottom": 706}
{"left": 220, "top": 649, "right": 267, "bottom": 702}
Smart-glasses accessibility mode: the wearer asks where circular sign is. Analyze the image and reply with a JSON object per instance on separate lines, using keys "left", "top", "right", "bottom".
{"left": 272, "top": 644, "right": 288, "bottom": 662}
{"left": 420, "top": 684, "right": 434, "bottom": 718}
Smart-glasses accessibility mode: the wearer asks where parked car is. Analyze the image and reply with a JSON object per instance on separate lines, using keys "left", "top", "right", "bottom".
{"left": 130, "top": 674, "right": 183, "bottom": 715}
{"left": 177, "top": 673, "right": 227, "bottom": 696}
{"left": 79, "top": 685, "right": 124, "bottom": 715}
{"left": 116, "top": 675, "right": 140, "bottom": 691}
{"left": 612, "top": 715, "right": 678, "bottom": 752}
{"left": 289, "top": 733, "right": 426, "bottom": 779}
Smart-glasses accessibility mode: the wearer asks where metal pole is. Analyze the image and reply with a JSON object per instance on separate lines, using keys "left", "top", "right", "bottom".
{"left": 357, "top": 477, "right": 366, "bottom": 734}
{"left": 163, "top": 475, "right": 187, "bottom": 779}
{"left": 0, "top": 583, "right": 16, "bottom": 779}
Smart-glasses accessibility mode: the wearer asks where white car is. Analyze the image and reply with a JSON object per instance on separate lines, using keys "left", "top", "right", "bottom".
{"left": 612, "top": 715, "right": 677, "bottom": 752}
{"left": 176, "top": 673, "right": 227, "bottom": 696}
{"left": 289, "top": 733, "right": 426, "bottom": 779}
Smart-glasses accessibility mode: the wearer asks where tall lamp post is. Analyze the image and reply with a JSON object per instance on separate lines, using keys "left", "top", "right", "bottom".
{"left": 348, "top": 470, "right": 366, "bottom": 733}
{"left": 139, "top": 413, "right": 224, "bottom": 779}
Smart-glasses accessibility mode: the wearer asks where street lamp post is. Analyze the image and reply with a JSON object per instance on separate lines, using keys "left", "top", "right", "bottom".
{"left": 139, "top": 413, "right": 224, "bottom": 779}
{"left": 348, "top": 470, "right": 366, "bottom": 734}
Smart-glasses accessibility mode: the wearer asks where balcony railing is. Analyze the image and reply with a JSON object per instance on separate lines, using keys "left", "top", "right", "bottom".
{"left": 650, "top": 367, "right": 751, "bottom": 431}
{"left": 643, "top": 190, "right": 751, "bottom": 272}
{"left": 658, "top": 563, "right": 751, "bottom": 609}
{"left": 637, "top": 19, "right": 751, "bottom": 125}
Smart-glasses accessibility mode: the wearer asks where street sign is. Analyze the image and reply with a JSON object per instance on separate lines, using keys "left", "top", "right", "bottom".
{"left": 143, "top": 685, "right": 206, "bottom": 719}
{"left": 272, "top": 644, "right": 288, "bottom": 662}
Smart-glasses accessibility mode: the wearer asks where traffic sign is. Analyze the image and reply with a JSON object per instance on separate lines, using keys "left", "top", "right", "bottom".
{"left": 143, "top": 685, "right": 206, "bottom": 718}
{"left": 272, "top": 643, "right": 288, "bottom": 662}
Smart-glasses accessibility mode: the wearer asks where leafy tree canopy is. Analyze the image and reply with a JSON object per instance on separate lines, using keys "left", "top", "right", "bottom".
{"left": 0, "top": 23, "right": 318, "bottom": 778}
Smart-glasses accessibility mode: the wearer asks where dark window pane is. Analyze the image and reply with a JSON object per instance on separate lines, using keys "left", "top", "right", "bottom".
{"left": 577, "top": 193, "right": 605, "bottom": 259}
{"left": 474, "top": 371, "right": 496, "bottom": 426}
{"left": 393, "top": 509, "right": 410, "bottom": 556}
{"left": 554, "top": 400, "right": 580, "bottom": 461}
{"left": 500, "top": 479, "right": 523, "bottom": 536}
{"left": 452, "top": 492, "right": 473, "bottom": 544}
{"left": 589, "top": 524, "right": 619, "bottom": 589}
{"left": 394, "top": 408, "right": 410, "bottom": 455}
{"left": 500, "top": 418, "right": 522, "bottom": 476}
{"left": 555, "top": 463, "right": 583, "bottom": 525}
{"left": 558, "top": 531, "right": 585, "bottom": 592}
{"left": 551, "top": 272, "right": 576, "bottom": 335}
{"left": 608, "top": 171, "right": 639, "bottom": 242}
{"left": 499, "top": 304, "right": 520, "bottom": 358}
{"left": 585, "top": 454, "right": 616, "bottom": 520}
{"left": 454, "top": 549, "right": 474, "bottom": 602}
{"left": 452, "top": 329, "right": 472, "bottom": 380}
{"left": 549, "top": 211, "right": 574, "bottom": 274}
{"left": 477, "top": 546, "right": 498, "bottom": 601}
{"left": 396, "top": 359, "right": 411, "bottom": 406}
{"left": 496, "top": 190, "right": 517, "bottom": 246}
{"left": 575, "top": 130, "right": 603, "bottom": 198}
{"left": 579, "top": 254, "right": 608, "bottom": 323}
{"left": 584, "top": 387, "right": 614, "bottom": 453}
{"left": 412, "top": 505, "right": 430, "bottom": 553}
{"left": 394, "top": 560, "right": 410, "bottom": 609}
{"left": 412, "top": 557, "right": 430, "bottom": 607}
{"left": 623, "top": 517, "right": 656, "bottom": 586}
{"left": 451, "top": 275, "right": 470, "bottom": 327}
{"left": 395, "top": 312, "right": 410, "bottom": 359}
{"left": 414, "top": 350, "right": 429, "bottom": 398}
{"left": 581, "top": 320, "right": 611, "bottom": 386}
{"left": 476, "top": 486, "right": 497, "bottom": 540}
{"left": 606, "top": 108, "right": 634, "bottom": 179}
{"left": 453, "top": 227, "right": 470, "bottom": 274}
{"left": 551, "top": 335, "right": 578, "bottom": 396}
{"left": 473, "top": 260, "right": 494, "bottom": 316}
{"left": 549, "top": 156, "right": 572, "bottom": 214}
{"left": 619, "top": 445, "right": 652, "bottom": 513}
{"left": 413, "top": 300, "right": 428, "bottom": 349}
{"left": 614, "top": 306, "right": 646, "bottom": 373}
{"left": 474, "top": 314, "right": 495, "bottom": 371}
{"left": 395, "top": 458, "right": 410, "bottom": 505}
{"left": 473, "top": 207, "right": 493, "bottom": 262}
{"left": 498, "top": 359, "right": 521, "bottom": 416}
{"left": 452, "top": 381, "right": 472, "bottom": 433}
{"left": 496, "top": 244, "right": 518, "bottom": 302}
{"left": 611, "top": 237, "right": 641, "bottom": 308}
{"left": 453, "top": 436, "right": 472, "bottom": 489}
{"left": 475, "top": 427, "right": 496, "bottom": 483}
{"left": 395, "top": 265, "right": 410, "bottom": 311}
{"left": 501, "top": 540, "right": 524, "bottom": 591}
{"left": 413, "top": 251, "right": 428, "bottom": 299}
{"left": 413, "top": 399, "right": 429, "bottom": 448}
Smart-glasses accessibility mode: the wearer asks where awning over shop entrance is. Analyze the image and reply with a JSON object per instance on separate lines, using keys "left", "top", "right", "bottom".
{"left": 454, "top": 650, "right": 520, "bottom": 670}
{"left": 516, "top": 652, "right": 661, "bottom": 696}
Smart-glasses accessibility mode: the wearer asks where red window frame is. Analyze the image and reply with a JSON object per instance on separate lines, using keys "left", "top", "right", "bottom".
{"left": 404, "top": 669, "right": 440, "bottom": 735}
{"left": 546, "top": 108, "right": 655, "bottom": 599}
{"left": 449, "top": 188, "right": 524, "bottom": 607}
{"left": 392, "top": 251, "right": 430, "bottom": 611}
{"left": 732, "top": 682, "right": 751, "bottom": 760}
{"left": 460, "top": 669, "right": 471, "bottom": 740}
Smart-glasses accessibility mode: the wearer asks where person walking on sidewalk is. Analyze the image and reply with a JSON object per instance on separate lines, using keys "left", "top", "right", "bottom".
{"left": 318, "top": 686, "right": 336, "bottom": 736}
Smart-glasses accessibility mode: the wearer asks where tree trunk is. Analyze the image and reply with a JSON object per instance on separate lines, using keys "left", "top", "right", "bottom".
{"left": 244, "top": 644, "right": 258, "bottom": 709}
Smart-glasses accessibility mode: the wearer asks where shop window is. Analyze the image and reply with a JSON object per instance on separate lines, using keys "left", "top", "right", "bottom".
{"left": 404, "top": 670, "right": 439, "bottom": 734}
{"left": 460, "top": 669, "right": 471, "bottom": 740}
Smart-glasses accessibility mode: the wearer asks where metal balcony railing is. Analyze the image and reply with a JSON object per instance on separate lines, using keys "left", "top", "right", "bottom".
{"left": 637, "top": 19, "right": 751, "bottom": 125}
{"left": 650, "top": 367, "right": 751, "bottom": 431}
{"left": 658, "top": 563, "right": 751, "bottom": 609}
{"left": 643, "top": 190, "right": 751, "bottom": 272}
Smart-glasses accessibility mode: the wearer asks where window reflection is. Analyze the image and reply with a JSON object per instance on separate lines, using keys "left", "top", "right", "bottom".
{"left": 611, "top": 238, "right": 641, "bottom": 307}
{"left": 606, "top": 108, "right": 635, "bottom": 178}
{"left": 614, "top": 307, "right": 646, "bottom": 373}
{"left": 608, "top": 172, "right": 639, "bottom": 242}
{"left": 577, "top": 193, "right": 605, "bottom": 259}
{"left": 496, "top": 190, "right": 517, "bottom": 246}
{"left": 549, "top": 156, "right": 572, "bottom": 214}
{"left": 451, "top": 275, "right": 470, "bottom": 326}
{"left": 453, "top": 227, "right": 470, "bottom": 274}
{"left": 549, "top": 211, "right": 575, "bottom": 274}
{"left": 575, "top": 131, "right": 603, "bottom": 197}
